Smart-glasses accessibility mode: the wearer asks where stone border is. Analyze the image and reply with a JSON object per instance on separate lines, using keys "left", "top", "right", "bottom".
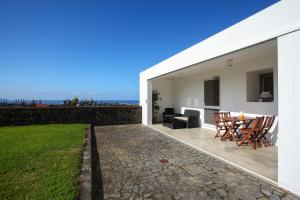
{"left": 78, "top": 125, "right": 92, "bottom": 200}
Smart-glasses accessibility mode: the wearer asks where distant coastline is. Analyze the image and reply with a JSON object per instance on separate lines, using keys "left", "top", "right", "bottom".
{"left": 45, "top": 100, "right": 139, "bottom": 105}
{"left": 0, "top": 99, "right": 139, "bottom": 105}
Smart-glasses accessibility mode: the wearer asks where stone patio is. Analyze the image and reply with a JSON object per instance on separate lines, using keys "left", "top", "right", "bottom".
{"left": 94, "top": 124, "right": 299, "bottom": 200}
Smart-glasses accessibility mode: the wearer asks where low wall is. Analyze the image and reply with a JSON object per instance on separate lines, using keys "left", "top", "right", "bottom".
{"left": 0, "top": 106, "right": 142, "bottom": 126}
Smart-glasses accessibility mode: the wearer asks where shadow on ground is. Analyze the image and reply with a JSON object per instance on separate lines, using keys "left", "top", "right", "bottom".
{"left": 91, "top": 124, "right": 104, "bottom": 200}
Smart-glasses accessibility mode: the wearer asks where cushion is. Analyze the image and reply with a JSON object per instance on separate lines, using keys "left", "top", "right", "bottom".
{"left": 174, "top": 116, "right": 189, "bottom": 121}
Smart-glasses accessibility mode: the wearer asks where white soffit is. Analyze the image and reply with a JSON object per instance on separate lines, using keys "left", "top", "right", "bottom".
{"left": 157, "top": 39, "right": 277, "bottom": 79}
{"left": 141, "top": 0, "right": 300, "bottom": 80}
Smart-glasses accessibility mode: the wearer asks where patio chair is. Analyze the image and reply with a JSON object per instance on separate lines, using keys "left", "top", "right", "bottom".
{"left": 258, "top": 115, "right": 276, "bottom": 146}
{"left": 171, "top": 109, "right": 200, "bottom": 129}
{"left": 163, "top": 108, "right": 175, "bottom": 125}
{"left": 222, "top": 113, "right": 245, "bottom": 142}
{"left": 222, "top": 112, "right": 231, "bottom": 119}
{"left": 238, "top": 116, "right": 265, "bottom": 149}
{"left": 183, "top": 109, "right": 200, "bottom": 128}
{"left": 214, "top": 112, "right": 228, "bottom": 138}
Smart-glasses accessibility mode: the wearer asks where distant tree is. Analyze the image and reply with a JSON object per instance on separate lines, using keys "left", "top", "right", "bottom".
{"left": 70, "top": 97, "right": 79, "bottom": 107}
{"left": 79, "top": 99, "right": 97, "bottom": 106}
{"left": 63, "top": 97, "right": 99, "bottom": 107}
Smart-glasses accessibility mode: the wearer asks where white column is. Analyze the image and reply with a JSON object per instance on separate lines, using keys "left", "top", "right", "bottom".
{"left": 140, "top": 73, "right": 152, "bottom": 125}
{"left": 278, "top": 30, "right": 300, "bottom": 196}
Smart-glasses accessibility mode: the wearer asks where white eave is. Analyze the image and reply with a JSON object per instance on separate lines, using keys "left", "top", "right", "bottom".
{"left": 141, "top": 0, "right": 300, "bottom": 80}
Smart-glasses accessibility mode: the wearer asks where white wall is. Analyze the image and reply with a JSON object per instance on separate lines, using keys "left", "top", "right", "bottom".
{"left": 172, "top": 53, "right": 278, "bottom": 142}
{"left": 220, "top": 56, "right": 278, "bottom": 115}
{"left": 152, "top": 79, "right": 173, "bottom": 122}
{"left": 278, "top": 30, "right": 300, "bottom": 196}
{"left": 139, "top": 74, "right": 152, "bottom": 125}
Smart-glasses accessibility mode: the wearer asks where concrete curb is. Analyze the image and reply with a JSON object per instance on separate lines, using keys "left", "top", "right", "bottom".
{"left": 78, "top": 126, "right": 92, "bottom": 200}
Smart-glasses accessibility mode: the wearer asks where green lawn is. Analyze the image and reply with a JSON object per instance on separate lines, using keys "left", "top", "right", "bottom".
{"left": 0, "top": 124, "right": 87, "bottom": 200}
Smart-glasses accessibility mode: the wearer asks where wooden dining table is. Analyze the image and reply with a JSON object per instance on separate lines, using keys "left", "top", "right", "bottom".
{"left": 221, "top": 116, "right": 255, "bottom": 145}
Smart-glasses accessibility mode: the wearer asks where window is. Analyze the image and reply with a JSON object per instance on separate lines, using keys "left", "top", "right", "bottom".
{"left": 260, "top": 73, "right": 273, "bottom": 97}
{"left": 204, "top": 78, "right": 219, "bottom": 106}
{"left": 246, "top": 69, "right": 274, "bottom": 102}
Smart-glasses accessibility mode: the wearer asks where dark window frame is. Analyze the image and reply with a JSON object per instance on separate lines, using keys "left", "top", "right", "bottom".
{"left": 260, "top": 73, "right": 274, "bottom": 101}
{"left": 204, "top": 78, "right": 220, "bottom": 106}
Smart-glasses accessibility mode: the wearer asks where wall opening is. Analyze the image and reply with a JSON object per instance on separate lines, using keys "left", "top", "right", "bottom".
{"left": 246, "top": 68, "right": 274, "bottom": 102}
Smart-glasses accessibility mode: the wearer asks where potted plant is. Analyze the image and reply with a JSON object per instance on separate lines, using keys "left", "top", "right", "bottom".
{"left": 152, "top": 90, "right": 161, "bottom": 123}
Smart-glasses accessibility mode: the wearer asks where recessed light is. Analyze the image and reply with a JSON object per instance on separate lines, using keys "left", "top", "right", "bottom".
{"left": 227, "top": 58, "right": 234, "bottom": 67}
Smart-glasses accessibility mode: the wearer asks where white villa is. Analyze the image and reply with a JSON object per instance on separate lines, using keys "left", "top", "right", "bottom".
{"left": 140, "top": 0, "right": 300, "bottom": 196}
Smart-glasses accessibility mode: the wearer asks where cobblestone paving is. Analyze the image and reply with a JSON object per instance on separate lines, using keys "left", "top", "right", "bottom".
{"left": 95, "top": 125, "right": 299, "bottom": 200}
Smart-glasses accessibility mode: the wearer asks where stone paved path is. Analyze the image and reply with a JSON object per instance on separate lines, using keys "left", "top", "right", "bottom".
{"left": 95, "top": 125, "right": 299, "bottom": 200}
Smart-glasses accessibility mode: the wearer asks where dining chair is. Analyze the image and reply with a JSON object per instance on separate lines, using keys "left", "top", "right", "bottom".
{"left": 223, "top": 112, "right": 243, "bottom": 139}
{"left": 214, "top": 112, "right": 228, "bottom": 138}
{"left": 238, "top": 116, "right": 265, "bottom": 149}
{"left": 258, "top": 116, "right": 276, "bottom": 146}
{"left": 222, "top": 112, "right": 231, "bottom": 119}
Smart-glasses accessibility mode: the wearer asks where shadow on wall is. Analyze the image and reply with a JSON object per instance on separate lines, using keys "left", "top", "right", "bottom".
{"left": 186, "top": 98, "right": 200, "bottom": 108}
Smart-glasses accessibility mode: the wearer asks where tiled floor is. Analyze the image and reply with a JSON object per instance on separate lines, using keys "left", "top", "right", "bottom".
{"left": 150, "top": 124, "right": 278, "bottom": 182}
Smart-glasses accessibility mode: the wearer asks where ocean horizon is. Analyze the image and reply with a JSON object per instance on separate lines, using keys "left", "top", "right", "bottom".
{"left": 0, "top": 99, "right": 139, "bottom": 105}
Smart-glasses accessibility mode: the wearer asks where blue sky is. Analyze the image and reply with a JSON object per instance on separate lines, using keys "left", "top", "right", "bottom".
{"left": 0, "top": 0, "right": 278, "bottom": 100}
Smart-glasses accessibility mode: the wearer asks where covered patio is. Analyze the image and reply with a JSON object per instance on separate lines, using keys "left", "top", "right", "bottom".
{"left": 150, "top": 124, "right": 277, "bottom": 182}
{"left": 147, "top": 39, "right": 278, "bottom": 184}
{"left": 151, "top": 38, "right": 277, "bottom": 129}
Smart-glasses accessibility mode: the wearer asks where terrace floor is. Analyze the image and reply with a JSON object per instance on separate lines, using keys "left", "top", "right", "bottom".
{"left": 150, "top": 124, "right": 278, "bottom": 182}
{"left": 94, "top": 124, "right": 299, "bottom": 200}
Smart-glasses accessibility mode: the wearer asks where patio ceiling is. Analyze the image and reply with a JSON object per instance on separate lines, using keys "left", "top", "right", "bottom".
{"left": 156, "top": 39, "right": 277, "bottom": 80}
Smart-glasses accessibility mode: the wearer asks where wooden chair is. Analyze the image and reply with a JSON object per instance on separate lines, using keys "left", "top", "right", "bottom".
{"left": 222, "top": 112, "right": 243, "bottom": 140}
{"left": 223, "top": 112, "right": 231, "bottom": 119}
{"left": 214, "top": 112, "right": 228, "bottom": 138}
{"left": 239, "top": 116, "right": 265, "bottom": 149}
{"left": 258, "top": 116, "right": 275, "bottom": 146}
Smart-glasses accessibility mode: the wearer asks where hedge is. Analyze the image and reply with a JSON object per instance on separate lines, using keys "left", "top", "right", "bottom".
{"left": 0, "top": 106, "right": 142, "bottom": 126}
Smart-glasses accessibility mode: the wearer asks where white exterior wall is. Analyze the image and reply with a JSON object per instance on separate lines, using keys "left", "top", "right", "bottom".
{"left": 139, "top": 74, "right": 152, "bottom": 125}
{"left": 152, "top": 79, "right": 173, "bottom": 122}
{"left": 172, "top": 54, "right": 277, "bottom": 115}
{"left": 171, "top": 54, "right": 278, "bottom": 142}
{"left": 278, "top": 30, "right": 300, "bottom": 196}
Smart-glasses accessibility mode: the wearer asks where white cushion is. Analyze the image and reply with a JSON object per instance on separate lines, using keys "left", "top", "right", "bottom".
{"left": 174, "top": 116, "right": 189, "bottom": 121}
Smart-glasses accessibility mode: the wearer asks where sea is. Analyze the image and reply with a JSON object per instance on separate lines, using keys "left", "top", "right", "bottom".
{"left": 1, "top": 99, "right": 139, "bottom": 105}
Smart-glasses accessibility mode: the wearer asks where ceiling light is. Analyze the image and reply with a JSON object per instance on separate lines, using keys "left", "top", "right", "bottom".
{"left": 227, "top": 58, "right": 234, "bottom": 67}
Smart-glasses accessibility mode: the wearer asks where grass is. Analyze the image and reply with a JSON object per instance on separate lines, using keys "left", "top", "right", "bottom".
{"left": 0, "top": 124, "right": 87, "bottom": 200}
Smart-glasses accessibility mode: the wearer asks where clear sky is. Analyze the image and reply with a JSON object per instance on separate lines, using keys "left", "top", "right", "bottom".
{"left": 0, "top": 0, "right": 278, "bottom": 100}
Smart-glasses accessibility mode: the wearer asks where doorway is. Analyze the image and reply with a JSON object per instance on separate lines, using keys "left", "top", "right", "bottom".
{"left": 204, "top": 78, "right": 220, "bottom": 124}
